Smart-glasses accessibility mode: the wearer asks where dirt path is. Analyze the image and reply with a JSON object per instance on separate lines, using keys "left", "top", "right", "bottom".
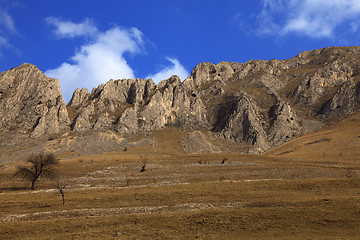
{"left": 0, "top": 178, "right": 283, "bottom": 195}
{"left": 1, "top": 201, "right": 244, "bottom": 222}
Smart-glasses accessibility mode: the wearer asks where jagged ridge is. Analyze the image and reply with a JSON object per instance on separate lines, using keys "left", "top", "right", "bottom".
{"left": 1, "top": 46, "right": 359, "bottom": 153}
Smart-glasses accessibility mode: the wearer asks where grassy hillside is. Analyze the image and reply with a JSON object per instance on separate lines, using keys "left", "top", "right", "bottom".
{"left": 265, "top": 112, "right": 360, "bottom": 160}
{"left": 1, "top": 114, "right": 360, "bottom": 239}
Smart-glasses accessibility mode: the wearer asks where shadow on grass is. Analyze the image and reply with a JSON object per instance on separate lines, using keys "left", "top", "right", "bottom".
{"left": 0, "top": 186, "right": 29, "bottom": 191}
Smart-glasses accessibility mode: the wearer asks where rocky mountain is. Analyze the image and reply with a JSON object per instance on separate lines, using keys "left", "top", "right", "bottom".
{"left": 0, "top": 64, "right": 69, "bottom": 138}
{"left": 1, "top": 47, "right": 359, "bottom": 157}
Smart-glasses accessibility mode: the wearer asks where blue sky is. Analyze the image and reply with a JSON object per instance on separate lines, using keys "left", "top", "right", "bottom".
{"left": 1, "top": 0, "right": 360, "bottom": 102}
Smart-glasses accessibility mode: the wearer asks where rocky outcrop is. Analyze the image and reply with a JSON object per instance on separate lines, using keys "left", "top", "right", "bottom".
{"left": 291, "top": 60, "right": 353, "bottom": 107}
{"left": 191, "top": 61, "right": 240, "bottom": 86}
{"left": 68, "top": 88, "right": 89, "bottom": 106}
{"left": 318, "top": 78, "right": 360, "bottom": 118}
{"left": 221, "top": 94, "right": 269, "bottom": 152}
{"left": 268, "top": 97, "right": 303, "bottom": 145}
{"left": 0, "top": 63, "right": 69, "bottom": 138}
{"left": 1, "top": 46, "right": 360, "bottom": 154}
{"left": 68, "top": 75, "right": 207, "bottom": 134}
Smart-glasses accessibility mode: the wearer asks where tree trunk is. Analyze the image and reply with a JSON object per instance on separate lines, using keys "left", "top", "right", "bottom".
{"left": 61, "top": 191, "right": 65, "bottom": 206}
{"left": 31, "top": 175, "right": 40, "bottom": 190}
{"left": 31, "top": 180, "right": 35, "bottom": 190}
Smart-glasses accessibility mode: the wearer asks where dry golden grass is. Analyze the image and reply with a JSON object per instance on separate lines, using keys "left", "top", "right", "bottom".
{"left": 265, "top": 112, "right": 360, "bottom": 161}
{"left": 2, "top": 177, "right": 360, "bottom": 239}
{"left": 1, "top": 114, "right": 360, "bottom": 239}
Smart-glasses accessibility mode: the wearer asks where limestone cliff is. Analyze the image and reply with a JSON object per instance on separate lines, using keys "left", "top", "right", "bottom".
{"left": 0, "top": 64, "right": 69, "bottom": 139}
{"left": 67, "top": 75, "right": 206, "bottom": 134}
{"left": 1, "top": 46, "right": 360, "bottom": 154}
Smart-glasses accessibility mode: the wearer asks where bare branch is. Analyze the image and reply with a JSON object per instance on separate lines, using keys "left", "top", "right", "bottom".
{"left": 53, "top": 177, "right": 68, "bottom": 206}
{"left": 14, "top": 153, "right": 59, "bottom": 190}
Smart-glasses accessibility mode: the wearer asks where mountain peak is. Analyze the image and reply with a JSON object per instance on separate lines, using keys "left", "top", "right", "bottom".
{"left": 0, "top": 46, "right": 359, "bottom": 156}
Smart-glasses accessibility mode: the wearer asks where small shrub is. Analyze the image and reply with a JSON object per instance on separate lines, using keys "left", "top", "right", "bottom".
{"left": 125, "top": 177, "right": 131, "bottom": 186}
{"left": 198, "top": 160, "right": 208, "bottom": 164}
{"left": 140, "top": 155, "right": 147, "bottom": 172}
{"left": 140, "top": 161, "right": 146, "bottom": 172}
{"left": 345, "top": 169, "right": 355, "bottom": 178}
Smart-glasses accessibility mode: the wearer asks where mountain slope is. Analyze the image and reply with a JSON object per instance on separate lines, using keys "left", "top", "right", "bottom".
{"left": 264, "top": 111, "right": 360, "bottom": 160}
{"left": 0, "top": 46, "right": 359, "bottom": 158}
{"left": 65, "top": 46, "right": 360, "bottom": 153}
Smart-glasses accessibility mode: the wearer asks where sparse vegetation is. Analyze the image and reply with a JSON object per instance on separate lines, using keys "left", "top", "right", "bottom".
{"left": 125, "top": 177, "right": 131, "bottom": 186}
{"left": 219, "top": 176, "right": 226, "bottom": 182}
{"left": 140, "top": 155, "right": 147, "bottom": 172}
{"left": 345, "top": 168, "right": 355, "bottom": 178}
{"left": 0, "top": 111, "right": 360, "bottom": 239}
{"left": 140, "top": 161, "right": 146, "bottom": 172}
{"left": 14, "top": 153, "right": 58, "bottom": 190}
{"left": 198, "top": 159, "right": 208, "bottom": 164}
{"left": 53, "top": 177, "right": 67, "bottom": 206}
{"left": 305, "top": 138, "right": 331, "bottom": 145}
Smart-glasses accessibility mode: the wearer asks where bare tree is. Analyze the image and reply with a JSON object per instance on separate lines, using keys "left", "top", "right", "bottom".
{"left": 15, "top": 153, "right": 58, "bottom": 190}
{"left": 54, "top": 178, "right": 67, "bottom": 206}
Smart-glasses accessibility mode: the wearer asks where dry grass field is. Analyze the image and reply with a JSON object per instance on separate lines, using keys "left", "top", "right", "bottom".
{"left": 1, "top": 113, "right": 360, "bottom": 239}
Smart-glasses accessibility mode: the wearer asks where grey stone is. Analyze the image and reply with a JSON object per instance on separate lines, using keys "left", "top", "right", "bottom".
{"left": 1, "top": 46, "right": 360, "bottom": 155}
{"left": 0, "top": 63, "right": 69, "bottom": 138}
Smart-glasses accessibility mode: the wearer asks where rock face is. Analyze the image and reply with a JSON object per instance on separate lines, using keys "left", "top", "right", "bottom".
{"left": 1, "top": 47, "right": 360, "bottom": 153}
{"left": 0, "top": 64, "right": 69, "bottom": 139}
{"left": 318, "top": 78, "right": 360, "bottom": 118}
{"left": 67, "top": 75, "right": 206, "bottom": 134}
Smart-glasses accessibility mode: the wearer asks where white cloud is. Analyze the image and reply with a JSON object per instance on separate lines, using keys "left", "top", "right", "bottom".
{"left": 351, "top": 21, "right": 360, "bottom": 32}
{"left": 45, "top": 18, "right": 188, "bottom": 102}
{"left": 46, "top": 17, "right": 97, "bottom": 38}
{"left": 0, "top": 35, "right": 7, "bottom": 47}
{"left": 0, "top": 8, "right": 15, "bottom": 32}
{"left": 45, "top": 23, "right": 144, "bottom": 102}
{"left": 257, "top": 0, "right": 360, "bottom": 38}
{"left": 146, "top": 58, "right": 189, "bottom": 83}
{"left": 0, "top": 7, "right": 16, "bottom": 54}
